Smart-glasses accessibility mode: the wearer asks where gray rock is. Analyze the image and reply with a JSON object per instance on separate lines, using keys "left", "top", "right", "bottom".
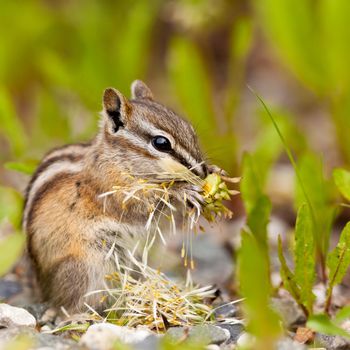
{"left": 213, "top": 303, "right": 239, "bottom": 320}
{"left": 0, "top": 326, "right": 37, "bottom": 343}
{"left": 0, "top": 303, "right": 36, "bottom": 328}
{"left": 276, "top": 338, "right": 307, "bottom": 350}
{"left": 0, "top": 327, "right": 79, "bottom": 350}
{"left": 206, "top": 345, "right": 221, "bottom": 350}
{"left": 132, "top": 334, "right": 161, "bottom": 350}
{"left": 36, "top": 333, "right": 81, "bottom": 350}
{"left": 237, "top": 333, "right": 307, "bottom": 350}
{"left": 236, "top": 332, "right": 255, "bottom": 348}
{"left": 315, "top": 333, "right": 350, "bottom": 350}
{"left": 166, "top": 325, "right": 230, "bottom": 345}
{"left": 191, "top": 235, "right": 233, "bottom": 285}
{"left": 24, "top": 303, "right": 50, "bottom": 323}
{"left": 271, "top": 298, "right": 306, "bottom": 328}
{"left": 216, "top": 323, "right": 244, "bottom": 343}
{"left": 80, "top": 323, "right": 153, "bottom": 350}
{"left": 0, "top": 280, "right": 22, "bottom": 300}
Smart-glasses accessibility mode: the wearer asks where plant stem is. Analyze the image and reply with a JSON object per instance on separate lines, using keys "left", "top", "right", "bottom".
{"left": 249, "top": 86, "right": 327, "bottom": 283}
{"left": 325, "top": 288, "right": 332, "bottom": 314}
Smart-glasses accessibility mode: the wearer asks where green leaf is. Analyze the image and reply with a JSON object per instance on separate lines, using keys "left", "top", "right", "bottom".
{"left": 0, "top": 186, "right": 23, "bottom": 228}
{"left": 294, "top": 203, "right": 315, "bottom": 313}
{"left": 0, "top": 86, "right": 27, "bottom": 156}
{"left": 254, "top": 109, "right": 307, "bottom": 185}
{"left": 327, "top": 222, "right": 350, "bottom": 291}
{"left": 247, "top": 194, "right": 271, "bottom": 248}
{"left": 333, "top": 168, "right": 350, "bottom": 202}
{"left": 4, "top": 160, "right": 38, "bottom": 175}
{"left": 277, "top": 236, "right": 303, "bottom": 309}
{"left": 295, "top": 153, "right": 334, "bottom": 255}
{"left": 335, "top": 305, "right": 350, "bottom": 324}
{"left": 240, "top": 153, "right": 263, "bottom": 215}
{"left": 168, "top": 37, "right": 235, "bottom": 169}
{"left": 0, "top": 232, "right": 25, "bottom": 277}
{"left": 307, "top": 314, "right": 350, "bottom": 339}
{"left": 231, "top": 18, "right": 253, "bottom": 61}
{"left": 238, "top": 231, "right": 281, "bottom": 342}
{"left": 253, "top": 0, "right": 325, "bottom": 92}
{"left": 168, "top": 37, "right": 216, "bottom": 134}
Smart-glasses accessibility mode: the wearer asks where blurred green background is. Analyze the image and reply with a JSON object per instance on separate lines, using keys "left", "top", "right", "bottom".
{"left": 1, "top": 0, "right": 350, "bottom": 275}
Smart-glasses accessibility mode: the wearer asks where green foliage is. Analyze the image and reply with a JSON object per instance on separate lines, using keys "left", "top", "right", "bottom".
{"left": 5, "top": 161, "right": 37, "bottom": 176}
{"left": 253, "top": 109, "right": 306, "bottom": 185}
{"left": 0, "top": 232, "right": 25, "bottom": 277}
{"left": 0, "top": 187, "right": 23, "bottom": 229}
{"left": 277, "top": 236, "right": 303, "bottom": 310}
{"left": 246, "top": 195, "right": 271, "bottom": 248}
{"left": 278, "top": 204, "right": 316, "bottom": 316}
{"left": 0, "top": 186, "right": 25, "bottom": 277}
{"left": 240, "top": 153, "right": 263, "bottom": 215}
{"left": 0, "top": 87, "right": 28, "bottom": 157}
{"left": 238, "top": 231, "right": 282, "bottom": 348}
{"left": 254, "top": 0, "right": 350, "bottom": 162}
{"left": 168, "top": 37, "right": 235, "bottom": 170}
{"left": 307, "top": 314, "right": 350, "bottom": 339}
{"left": 294, "top": 153, "right": 335, "bottom": 269}
{"left": 240, "top": 153, "right": 271, "bottom": 278}
{"left": 168, "top": 37, "right": 215, "bottom": 131}
{"left": 335, "top": 305, "right": 350, "bottom": 324}
{"left": 325, "top": 222, "right": 350, "bottom": 310}
{"left": 294, "top": 204, "right": 315, "bottom": 313}
{"left": 333, "top": 168, "right": 350, "bottom": 202}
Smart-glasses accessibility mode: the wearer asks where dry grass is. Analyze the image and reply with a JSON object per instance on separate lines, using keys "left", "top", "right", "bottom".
{"left": 86, "top": 250, "right": 217, "bottom": 331}
{"left": 91, "top": 161, "right": 240, "bottom": 330}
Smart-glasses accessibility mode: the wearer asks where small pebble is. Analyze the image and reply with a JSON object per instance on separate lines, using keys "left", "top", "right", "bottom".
{"left": 0, "top": 303, "right": 36, "bottom": 328}
{"left": 216, "top": 323, "right": 244, "bottom": 343}
{"left": 206, "top": 345, "right": 221, "bottom": 350}
{"left": 236, "top": 332, "right": 255, "bottom": 348}
{"left": 40, "top": 325, "right": 51, "bottom": 333}
{"left": 213, "top": 303, "right": 239, "bottom": 320}
{"left": 166, "top": 325, "right": 230, "bottom": 345}
{"left": 80, "top": 323, "right": 153, "bottom": 350}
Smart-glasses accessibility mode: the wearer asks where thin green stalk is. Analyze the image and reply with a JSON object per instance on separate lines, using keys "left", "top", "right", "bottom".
{"left": 248, "top": 86, "right": 326, "bottom": 283}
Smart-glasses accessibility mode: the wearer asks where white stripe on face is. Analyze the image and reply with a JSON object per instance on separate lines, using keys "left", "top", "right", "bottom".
{"left": 135, "top": 120, "right": 203, "bottom": 174}
{"left": 23, "top": 161, "right": 84, "bottom": 229}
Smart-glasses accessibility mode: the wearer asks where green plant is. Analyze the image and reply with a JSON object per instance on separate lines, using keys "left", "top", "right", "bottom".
{"left": 254, "top": 0, "right": 350, "bottom": 163}
{"left": 0, "top": 186, "right": 25, "bottom": 278}
{"left": 238, "top": 95, "right": 350, "bottom": 346}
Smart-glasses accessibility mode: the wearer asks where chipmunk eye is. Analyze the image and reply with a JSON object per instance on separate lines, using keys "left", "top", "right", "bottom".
{"left": 152, "top": 136, "right": 172, "bottom": 152}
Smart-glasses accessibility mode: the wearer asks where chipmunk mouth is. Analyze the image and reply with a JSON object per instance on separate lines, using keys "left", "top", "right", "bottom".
{"left": 157, "top": 157, "right": 207, "bottom": 184}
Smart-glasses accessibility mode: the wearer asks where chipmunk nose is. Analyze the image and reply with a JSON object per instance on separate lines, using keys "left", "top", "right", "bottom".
{"left": 187, "top": 162, "right": 207, "bottom": 179}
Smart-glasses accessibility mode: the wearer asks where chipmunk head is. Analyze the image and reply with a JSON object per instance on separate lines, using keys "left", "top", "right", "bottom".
{"left": 99, "top": 80, "right": 208, "bottom": 182}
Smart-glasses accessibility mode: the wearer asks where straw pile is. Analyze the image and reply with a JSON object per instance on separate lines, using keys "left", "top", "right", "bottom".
{"left": 92, "top": 160, "right": 239, "bottom": 330}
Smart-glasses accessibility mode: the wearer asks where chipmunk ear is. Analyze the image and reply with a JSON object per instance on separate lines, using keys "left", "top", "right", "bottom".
{"left": 102, "top": 88, "right": 132, "bottom": 133}
{"left": 131, "top": 80, "right": 154, "bottom": 100}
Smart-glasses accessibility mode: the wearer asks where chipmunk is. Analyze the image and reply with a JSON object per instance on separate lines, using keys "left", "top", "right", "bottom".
{"left": 23, "top": 80, "right": 215, "bottom": 312}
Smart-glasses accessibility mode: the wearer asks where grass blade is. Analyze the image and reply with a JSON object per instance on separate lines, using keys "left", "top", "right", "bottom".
{"left": 325, "top": 222, "right": 350, "bottom": 312}
{"left": 307, "top": 314, "right": 350, "bottom": 339}
{"left": 333, "top": 168, "right": 350, "bottom": 202}
{"left": 294, "top": 203, "right": 315, "bottom": 314}
{"left": 238, "top": 231, "right": 281, "bottom": 348}
{"left": 277, "top": 236, "right": 307, "bottom": 317}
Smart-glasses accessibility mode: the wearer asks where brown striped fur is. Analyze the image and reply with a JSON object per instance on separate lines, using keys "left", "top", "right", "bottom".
{"left": 23, "top": 80, "right": 209, "bottom": 312}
